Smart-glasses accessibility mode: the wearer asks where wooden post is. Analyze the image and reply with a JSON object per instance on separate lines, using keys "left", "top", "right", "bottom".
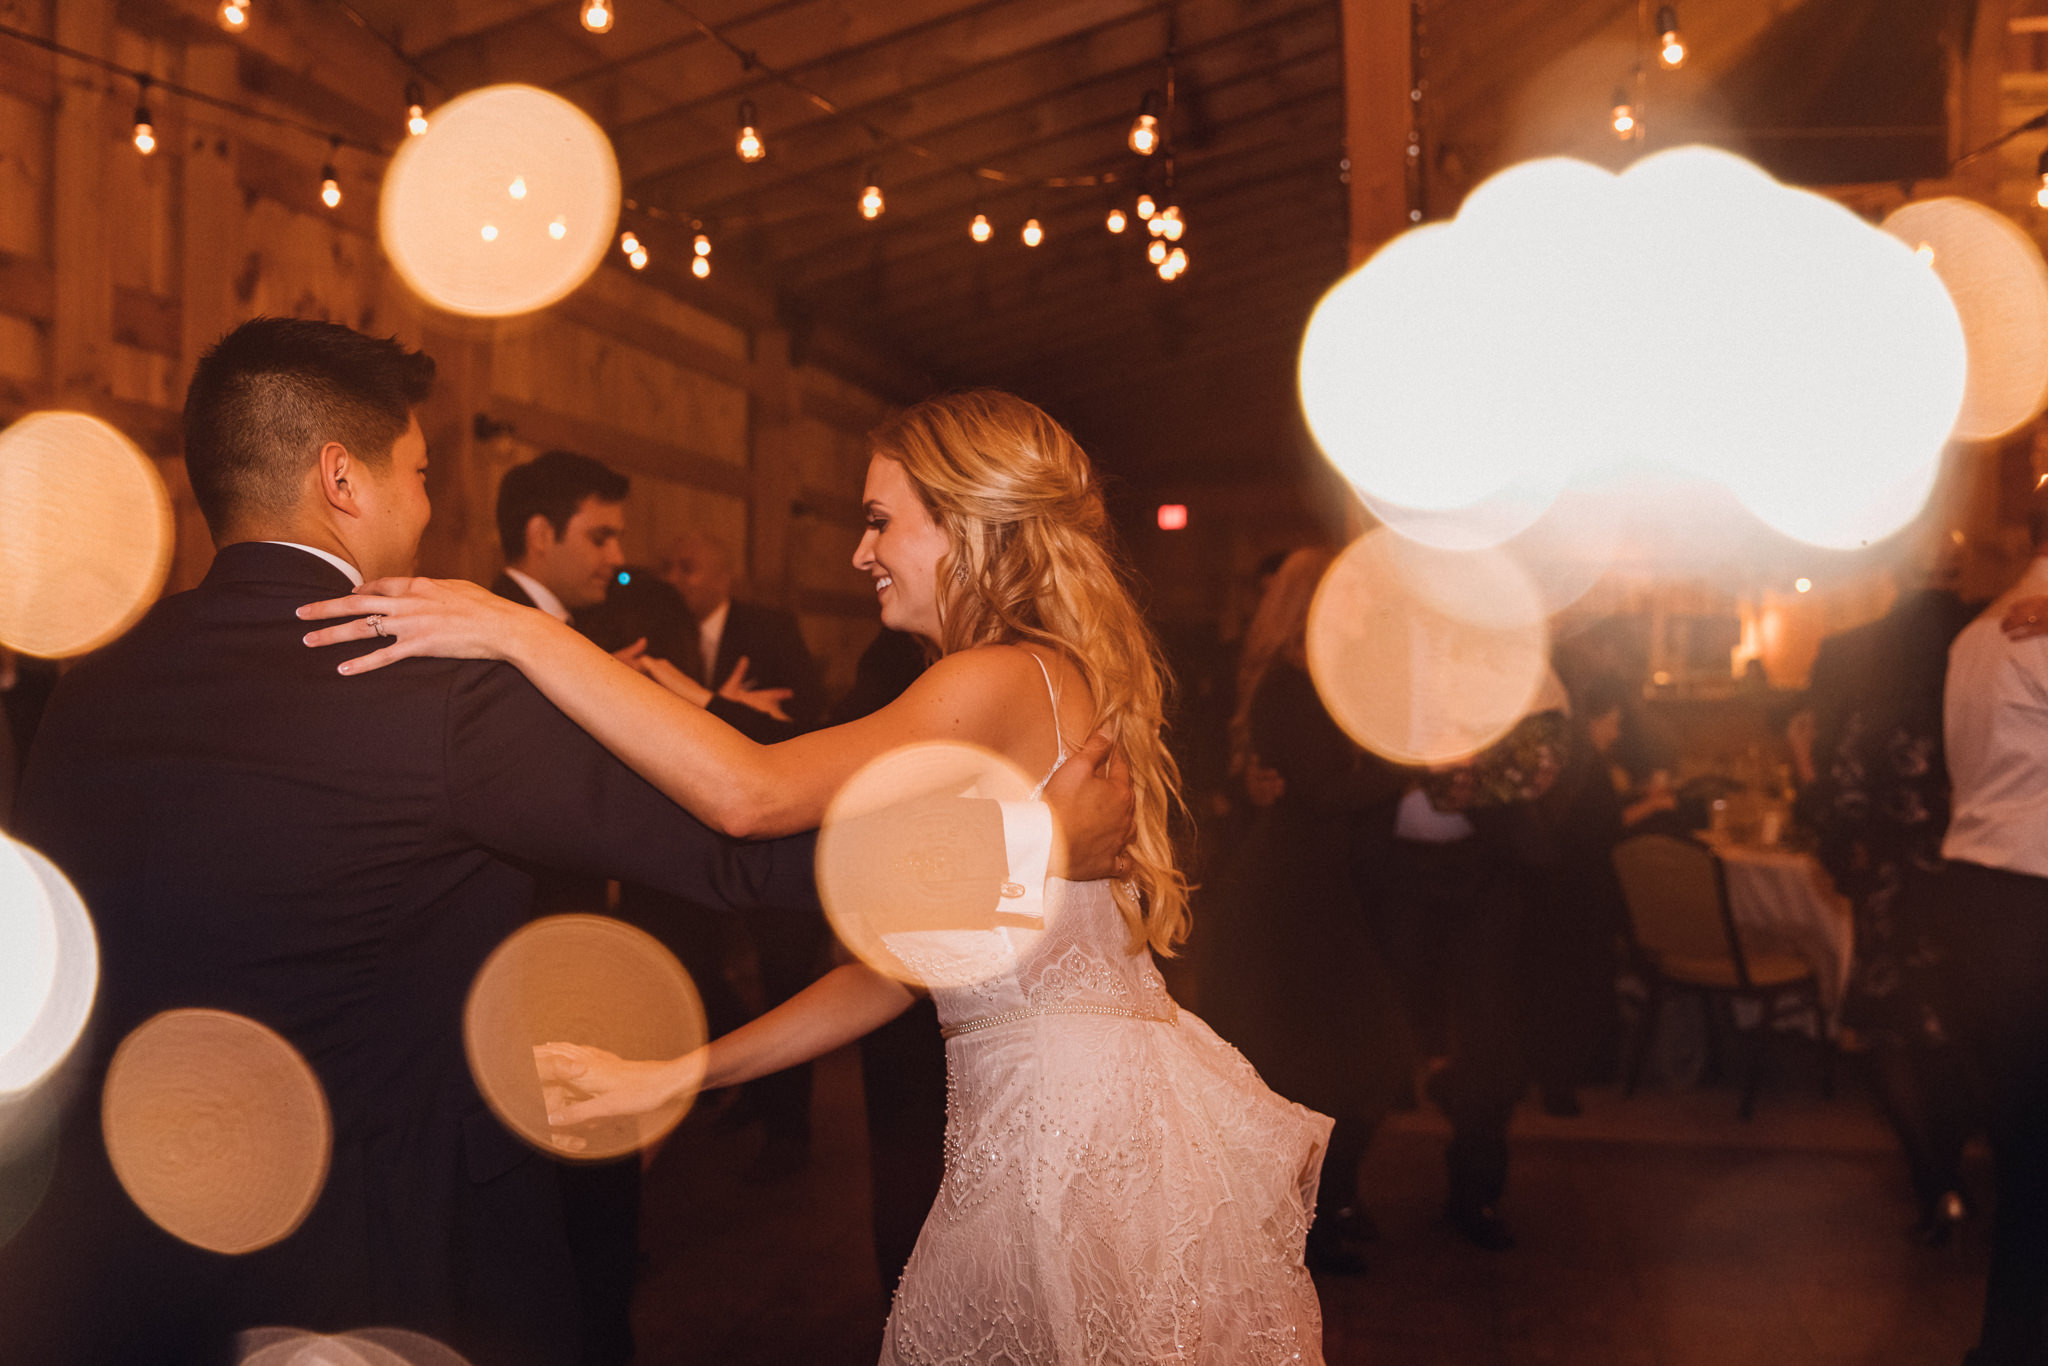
{"left": 1340, "top": 0, "right": 1415, "bottom": 267}
{"left": 51, "top": 0, "right": 116, "bottom": 405}
{"left": 748, "top": 327, "right": 801, "bottom": 607}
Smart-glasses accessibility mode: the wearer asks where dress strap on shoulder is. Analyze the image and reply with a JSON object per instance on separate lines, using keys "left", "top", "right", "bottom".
{"left": 1027, "top": 649, "right": 1068, "bottom": 762}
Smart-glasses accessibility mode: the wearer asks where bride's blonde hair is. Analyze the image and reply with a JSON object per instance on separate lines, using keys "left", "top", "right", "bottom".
{"left": 868, "top": 390, "right": 1190, "bottom": 955}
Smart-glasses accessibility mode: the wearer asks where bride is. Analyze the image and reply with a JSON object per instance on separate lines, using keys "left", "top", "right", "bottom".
{"left": 300, "top": 390, "right": 1331, "bottom": 1364}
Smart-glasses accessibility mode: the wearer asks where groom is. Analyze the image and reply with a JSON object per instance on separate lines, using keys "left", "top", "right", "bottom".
{"left": 0, "top": 317, "right": 1132, "bottom": 1366}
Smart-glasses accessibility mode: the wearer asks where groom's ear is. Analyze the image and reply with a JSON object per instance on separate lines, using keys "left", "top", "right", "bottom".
{"left": 319, "top": 440, "right": 362, "bottom": 517}
{"left": 524, "top": 512, "right": 558, "bottom": 555}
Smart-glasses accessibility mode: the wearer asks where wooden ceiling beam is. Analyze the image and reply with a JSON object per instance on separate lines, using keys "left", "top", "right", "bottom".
{"left": 605, "top": 0, "right": 1140, "bottom": 153}
{"left": 647, "top": 10, "right": 1340, "bottom": 237}
{"left": 391, "top": 0, "right": 561, "bottom": 62}
{"left": 788, "top": 113, "right": 1344, "bottom": 312}
{"left": 618, "top": 0, "right": 1327, "bottom": 188}
{"left": 731, "top": 58, "right": 1342, "bottom": 272}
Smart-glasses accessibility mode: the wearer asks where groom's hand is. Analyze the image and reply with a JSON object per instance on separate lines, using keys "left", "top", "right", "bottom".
{"left": 1041, "top": 731, "right": 1135, "bottom": 881}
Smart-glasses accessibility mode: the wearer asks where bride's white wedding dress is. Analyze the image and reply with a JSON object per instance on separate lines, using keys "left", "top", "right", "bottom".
{"left": 878, "top": 658, "right": 1332, "bottom": 1366}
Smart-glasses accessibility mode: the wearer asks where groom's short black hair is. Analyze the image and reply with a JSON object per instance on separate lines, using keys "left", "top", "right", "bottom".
{"left": 496, "top": 450, "right": 630, "bottom": 560}
{"left": 183, "top": 317, "right": 436, "bottom": 536}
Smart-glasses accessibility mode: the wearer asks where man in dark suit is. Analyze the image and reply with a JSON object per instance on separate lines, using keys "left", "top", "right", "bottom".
{"left": 0, "top": 317, "right": 1130, "bottom": 1366}
{"left": 490, "top": 449, "right": 628, "bottom": 628}
{"left": 653, "top": 530, "right": 829, "bottom": 1179}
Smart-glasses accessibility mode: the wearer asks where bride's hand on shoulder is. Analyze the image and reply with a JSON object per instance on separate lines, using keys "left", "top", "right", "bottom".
{"left": 1042, "top": 730, "right": 1136, "bottom": 881}
{"left": 534, "top": 1041, "right": 708, "bottom": 1129}
{"left": 296, "top": 576, "right": 542, "bottom": 676}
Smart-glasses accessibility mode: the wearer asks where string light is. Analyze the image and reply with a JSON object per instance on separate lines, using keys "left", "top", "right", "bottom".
{"left": 581, "top": 0, "right": 614, "bottom": 33}
{"left": 859, "top": 167, "right": 884, "bottom": 220}
{"left": 1159, "top": 245, "right": 1187, "bottom": 280}
{"left": 480, "top": 223, "right": 498, "bottom": 241}
{"left": 1106, "top": 206, "right": 1127, "bottom": 233}
{"left": 1136, "top": 192, "right": 1157, "bottom": 220}
{"left": 549, "top": 217, "right": 568, "bottom": 239}
{"left": 217, "top": 0, "right": 249, "bottom": 32}
{"left": 2036, "top": 147, "right": 2048, "bottom": 209}
{"left": 1161, "top": 206, "right": 1184, "bottom": 241}
{"left": 691, "top": 254, "right": 709, "bottom": 278}
{"left": 735, "top": 100, "right": 764, "bottom": 162}
{"left": 970, "top": 212, "right": 992, "bottom": 242}
{"left": 1022, "top": 217, "right": 1043, "bottom": 247}
{"left": 1128, "top": 92, "right": 1161, "bottom": 156}
{"left": 620, "top": 230, "right": 641, "bottom": 256}
{"left": 508, "top": 176, "right": 527, "bottom": 199}
{"left": 1657, "top": 7, "right": 1686, "bottom": 68}
{"left": 1148, "top": 238, "right": 1168, "bottom": 266}
{"left": 629, "top": 246, "right": 649, "bottom": 269}
{"left": 131, "top": 78, "right": 155, "bottom": 157}
{"left": 319, "top": 138, "right": 341, "bottom": 209}
{"left": 405, "top": 82, "right": 428, "bottom": 137}
{"left": 1611, "top": 88, "right": 1636, "bottom": 139}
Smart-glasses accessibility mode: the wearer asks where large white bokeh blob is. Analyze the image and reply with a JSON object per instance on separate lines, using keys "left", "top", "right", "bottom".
{"left": 0, "top": 840, "right": 98, "bottom": 1096}
{"left": 0, "top": 839, "right": 57, "bottom": 1086}
{"left": 1301, "top": 145, "right": 1969, "bottom": 554}
{"left": 381, "top": 84, "right": 620, "bottom": 318}
{"left": 1883, "top": 197, "right": 2048, "bottom": 443}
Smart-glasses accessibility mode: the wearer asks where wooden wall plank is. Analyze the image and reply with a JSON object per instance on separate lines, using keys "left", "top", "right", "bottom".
{"left": 479, "top": 395, "right": 752, "bottom": 499}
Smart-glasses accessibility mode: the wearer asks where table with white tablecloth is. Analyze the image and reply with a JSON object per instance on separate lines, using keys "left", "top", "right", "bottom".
{"left": 1713, "top": 843, "right": 1856, "bottom": 1021}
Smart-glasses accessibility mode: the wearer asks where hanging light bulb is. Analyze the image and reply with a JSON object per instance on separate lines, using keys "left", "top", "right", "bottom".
{"left": 1106, "top": 206, "right": 1127, "bottom": 234}
{"left": 319, "top": 140, "right": 341, "bottom": 209}
{"left": 629, "top": 246, "right": 649, "bottom": 270}
{"left": 480, "top": 224, "right": 499, "bottom": 242}
{"left": 735, "top": 100, "right": 765, "bottom": 162}
{"left": 131, "top": 80, "right": 155, "bottom": 157}
{"left": 1611, "top": 88, "right": 1636, "bottom": 139}
{"left": 581, "top": 0, "right": 614, "bottom": 33}
{"left": 1160, "top": 205, "right": 1184, "bottom": 241}
{"left": 217, "top": 0, "right": 249, "bottom": 32}
{"left": 1128, "top": 91, "right": 1162, "bottom": 156}
{"left": 859, "top": 168, "right": 884, "bottom": 220}
{"left": 970, "top": 212, "right": 992, "bottom": 242}
{"left": 1022, "top": 217, "right": 1043, "bottom": 248}
{"left": 691, "top": 254, "right": 710, "bottom": 279}
{"left": 548, "top": 217, "right": 568, "bottom": 240}
{"left": 693, "top": 233, "right": 711, "bottom": 259}
{"left": 1148, "top": 238, "right": 1168, "bottom": 266}
{"left": 1135, "top": 192, "right": 1157, "bottom": 220}
{"left": 405, "top": 82, "right": 428, "bottom": 137}
{"left": 1657, "top": 7, "right": 1686, "bottom": 68}
{"left": 620, "top": 230, "right": 641, "bottom": 257}
{"left": 1159, "top": 245, "right": 1187, "bottom": 280}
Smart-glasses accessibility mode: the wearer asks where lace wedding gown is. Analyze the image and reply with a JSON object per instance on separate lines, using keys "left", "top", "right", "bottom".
{"left": 878, "top": 658, "right": 1333, "bottom": 1366}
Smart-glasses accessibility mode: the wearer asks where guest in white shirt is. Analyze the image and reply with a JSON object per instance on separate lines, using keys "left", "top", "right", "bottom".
{"left": 1940, "top": 506, "right": 2048, "bottom": 1366}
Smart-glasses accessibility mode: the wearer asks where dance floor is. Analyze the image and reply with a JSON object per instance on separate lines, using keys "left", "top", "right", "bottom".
{"left": 635, "top": 1050, "right": 1987, "bottom": 1366}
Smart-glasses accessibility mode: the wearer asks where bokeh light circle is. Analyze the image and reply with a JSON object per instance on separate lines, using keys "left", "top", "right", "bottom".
{"left": 0, "top": 838, "right": 56, "bottom": 1082}
{"left": 102, "top": 1009, "right": 331, "bottom": 1254}
{"left": 1300, "top": 145, "right": 1968, "bottom": 555}
{"left": 816, "top": 742, "right": 1041, "bottom": 991}
{"left": 1305, "top": 530, "right": 1551, "bottom": 765}
{"left": 381, "top": 84, "right": 620, "bottom": 318}
{"left": 1882, "top": 197, "right": 2048, "bottom": 442}
{"left": 464, "top": 914, "right": 705, "bottom": 1161}
{"left": 0, "top": 412, "right": 173, "bottom": 658}
{"left": 239, "top": 1328, "right": 471, "bottom": 1366}
{"left": 0, "top": 838, "right": 98, "bottom": 1096}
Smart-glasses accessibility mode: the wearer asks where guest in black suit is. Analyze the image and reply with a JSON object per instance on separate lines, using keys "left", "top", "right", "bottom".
{"left": 491, "top": 449, "right": 628, "bottom": 628}
{"left": 0, "top": 318, "right": 1111, "bottom": 1366}
{"left": 654, "top": 529, "right": 828, "bottom": 1180}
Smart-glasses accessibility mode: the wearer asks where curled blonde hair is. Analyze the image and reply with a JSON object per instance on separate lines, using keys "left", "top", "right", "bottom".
{"left": 868, "top": 390, "right": 1190, "bottom": 956}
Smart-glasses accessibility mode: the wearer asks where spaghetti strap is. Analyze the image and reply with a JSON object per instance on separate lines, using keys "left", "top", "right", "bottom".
{"left": 1028, "top": 650, "right": 1068, "bottom": 764}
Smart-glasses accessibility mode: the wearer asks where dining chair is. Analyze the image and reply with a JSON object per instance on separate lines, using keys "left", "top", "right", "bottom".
{"left": 1611, "top": 833, "right": 1825, "bottom": 1119}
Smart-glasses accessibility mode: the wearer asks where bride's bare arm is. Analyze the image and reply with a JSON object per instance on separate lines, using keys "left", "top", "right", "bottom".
{"left": 534, "top": 962, "right": 915, "bottom": 1127}
{"left": 300, "top": 576, "right": 1048, "bottom": 838}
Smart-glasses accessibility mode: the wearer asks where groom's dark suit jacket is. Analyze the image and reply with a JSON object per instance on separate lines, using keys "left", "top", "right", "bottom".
{"left": 0, "top": 542, "right": 828, "bottom": 1366}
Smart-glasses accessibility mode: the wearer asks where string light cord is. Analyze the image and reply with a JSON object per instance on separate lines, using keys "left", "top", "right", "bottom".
{"left": 0, "top": 19, "right": 389, "bottom": 157}
{"left": 1951, "top": 107, "right": 2048, "bottom": 172}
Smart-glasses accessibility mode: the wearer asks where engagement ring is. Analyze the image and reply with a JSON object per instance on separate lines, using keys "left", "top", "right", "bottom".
{"left": 366, "top": 614, "right": 387, "bottom": 638}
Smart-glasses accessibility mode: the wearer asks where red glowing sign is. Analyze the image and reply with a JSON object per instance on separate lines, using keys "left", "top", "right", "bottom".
{"left": 1156, "top": 503, "right": 1188, "bottom": 531}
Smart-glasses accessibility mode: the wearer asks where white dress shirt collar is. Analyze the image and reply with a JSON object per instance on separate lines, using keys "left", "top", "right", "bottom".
{"left": 259, "top": 541, "right": 364, "bottom": 588}
{"left": 697, "top": 598, "right": 731, "bottom": 679}
{"left": 503, "top": 567, "right": 572, "bottom": 624}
